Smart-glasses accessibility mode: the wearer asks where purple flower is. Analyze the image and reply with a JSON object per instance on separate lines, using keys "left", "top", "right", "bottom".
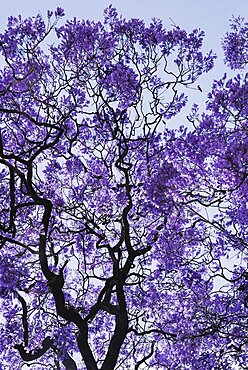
{"left": 222, "top": 16, "right": 248, "bottom": 70}
{"left": 55, "top": 7, "right": 65, "bottom": 18}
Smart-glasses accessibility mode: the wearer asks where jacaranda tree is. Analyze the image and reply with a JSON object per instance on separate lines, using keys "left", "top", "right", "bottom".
{"left": 0, "top": 6, "right": 247, "bottom": 369}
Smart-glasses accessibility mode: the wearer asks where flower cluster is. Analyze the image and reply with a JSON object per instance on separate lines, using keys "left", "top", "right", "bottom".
{"left": 222, "top": 16, "right": 248, "bottom": 69}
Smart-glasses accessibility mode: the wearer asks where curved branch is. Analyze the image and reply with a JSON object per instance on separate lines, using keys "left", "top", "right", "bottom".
{"left": 135, "top": 342, "right": 155, "bottom": 370}
{"left": 16, "top": 292, "right": 28, "bottom": 347}
{"left": 15, "top": 338, "right": 78, "bottom": 370}
{"left": 14, "top": 337, "right": 53, "bottom": 361}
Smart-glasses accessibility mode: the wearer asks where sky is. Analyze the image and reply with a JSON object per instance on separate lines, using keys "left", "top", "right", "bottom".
{"left": 0, "top": 0, "right": 247, "bottom": 56}
{"left": 0, "top": 0, "right": 247, "bottom": 102}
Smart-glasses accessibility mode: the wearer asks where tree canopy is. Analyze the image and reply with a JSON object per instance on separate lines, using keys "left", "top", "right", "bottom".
{"left": 0, "top": 6, "right": 248, "bottom": 370}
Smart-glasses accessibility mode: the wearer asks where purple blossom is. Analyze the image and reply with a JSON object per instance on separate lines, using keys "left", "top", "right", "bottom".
{"left": 0, "top": 7, "right": 247, "bottom": 370}
{"left": 55, "top": 7, "right": 65, "bottom": 18}
{"left": 222, "top": 16, "right": 248, "bottom": 69}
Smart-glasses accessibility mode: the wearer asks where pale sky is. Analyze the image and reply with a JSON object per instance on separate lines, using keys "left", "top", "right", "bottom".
{"left": 0, "top": 0, "right": 247, "bottom": 91}
{"left": 0, "top": 0, "right": 247, "bottom": 119}
{"left": 0, "top": 0, "right": 247, "bottom": 51}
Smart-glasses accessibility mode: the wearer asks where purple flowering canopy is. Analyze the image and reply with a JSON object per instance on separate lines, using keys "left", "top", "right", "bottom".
{"left": 0, "top": 5, "right": 247, "bottom": 369}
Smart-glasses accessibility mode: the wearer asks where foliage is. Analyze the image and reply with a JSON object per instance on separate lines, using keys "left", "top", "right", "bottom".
{"left": 0, "top": 6, "right": 247, "bottom": 369}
